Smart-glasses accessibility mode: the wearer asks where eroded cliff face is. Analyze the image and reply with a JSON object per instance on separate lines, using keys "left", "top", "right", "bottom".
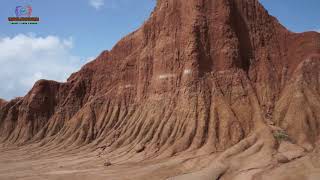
{"left": 0, "top": 99, "right": 6, "bottom": 108}
{"left": 0, "top": 0, "right": 320, "bottom": 179}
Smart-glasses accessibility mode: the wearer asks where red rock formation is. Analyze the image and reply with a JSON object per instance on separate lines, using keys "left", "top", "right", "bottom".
{"left": 0, "top": 0, "right": 319, "bottom": 179}
{"left": 0, "top": 99, "right": 6, "bottom": 109}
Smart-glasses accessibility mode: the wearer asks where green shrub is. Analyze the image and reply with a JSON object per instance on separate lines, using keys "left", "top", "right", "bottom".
{"left": 273, "top": 130, "right": 290, "bottom": 141}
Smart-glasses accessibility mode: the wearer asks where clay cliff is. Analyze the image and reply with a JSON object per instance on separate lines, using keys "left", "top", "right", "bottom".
{"left": 0, "top": 0, "right": 320, "bottom": 179}
{"left": 0, "top": 99, "right": 6, "bottom": 110}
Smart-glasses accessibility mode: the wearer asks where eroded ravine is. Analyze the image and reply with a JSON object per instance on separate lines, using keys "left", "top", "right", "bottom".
{"left": 1, "top": 0, "right": 320, "bottom": 179}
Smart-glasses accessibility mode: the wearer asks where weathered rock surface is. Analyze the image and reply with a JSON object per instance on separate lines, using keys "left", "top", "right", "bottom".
{"left": 0, "top": 0, "right": 319, "bottom": 179}
{"left": 0, "top": 99, "right": 6, "bottom": 109}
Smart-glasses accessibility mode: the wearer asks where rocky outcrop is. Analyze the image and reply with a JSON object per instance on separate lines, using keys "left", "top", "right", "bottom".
{"left": 0, "top": 99, "right": 6, "bottom": 108}
{"left": 0, "top": 0, "right": 319, "bottom": 179}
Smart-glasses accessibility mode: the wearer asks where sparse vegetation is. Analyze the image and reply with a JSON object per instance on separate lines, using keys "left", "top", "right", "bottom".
{"left": 273, "top": 130, "right": 290, "bottom": 141}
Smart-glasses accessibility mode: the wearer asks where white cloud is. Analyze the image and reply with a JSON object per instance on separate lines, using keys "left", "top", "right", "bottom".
{"left": 89, "top": 0, "right": 105, "bottom": 10}
{"left": 0, "top": 34, "right": 86, "bottom": 100}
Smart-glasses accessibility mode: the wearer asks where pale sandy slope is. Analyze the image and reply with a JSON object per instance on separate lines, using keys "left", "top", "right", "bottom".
{"left": 0, "top": 145, "right": 189, "bottom": 180}
{"left": 1, "top": 134, "right": 320, "bottom": 180}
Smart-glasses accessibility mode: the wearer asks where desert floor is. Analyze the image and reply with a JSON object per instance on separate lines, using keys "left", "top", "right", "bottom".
{"left": 2, "top": 144, "right": 320, "bottom": 180}
{"left": 0, "top": 145, "right": 193, "bottom": 180}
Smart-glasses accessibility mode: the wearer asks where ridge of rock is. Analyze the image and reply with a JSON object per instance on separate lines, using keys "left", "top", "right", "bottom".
{"left": 0, "top": 0, "right": 320, "bottom": 179}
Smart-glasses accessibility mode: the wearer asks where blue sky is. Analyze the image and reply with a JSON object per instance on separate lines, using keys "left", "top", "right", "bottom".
{"left": 0, "top": 0, "right": 319, "bottom": 100}
{"left": 260, "top": 0, "right": 320, "bottom": 33}
{"left": 0, "top": 0, "right": 156, "bottom": 59}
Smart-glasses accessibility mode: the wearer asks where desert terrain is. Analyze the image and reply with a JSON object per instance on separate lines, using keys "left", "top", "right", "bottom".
{"left": 1, "top": 0, "right": 320, "bottom": 179}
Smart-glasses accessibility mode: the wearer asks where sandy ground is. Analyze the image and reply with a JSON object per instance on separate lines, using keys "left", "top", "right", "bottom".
{"left": 0, "top": 145, "right": 192, "bottom": 180}
{"left": 2, "top": 143, "right": 320, "bottom": 180}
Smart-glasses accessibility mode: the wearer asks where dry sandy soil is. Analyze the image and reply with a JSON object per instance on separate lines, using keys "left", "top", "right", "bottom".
{"left": 2, "top": 138, "right": 320, "bottom": 180}
{"left": 0, "top": 145, "right": 189, "bottom": 180}
{"left": 1, "top": 0, "right": 320, "bottom": 179}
